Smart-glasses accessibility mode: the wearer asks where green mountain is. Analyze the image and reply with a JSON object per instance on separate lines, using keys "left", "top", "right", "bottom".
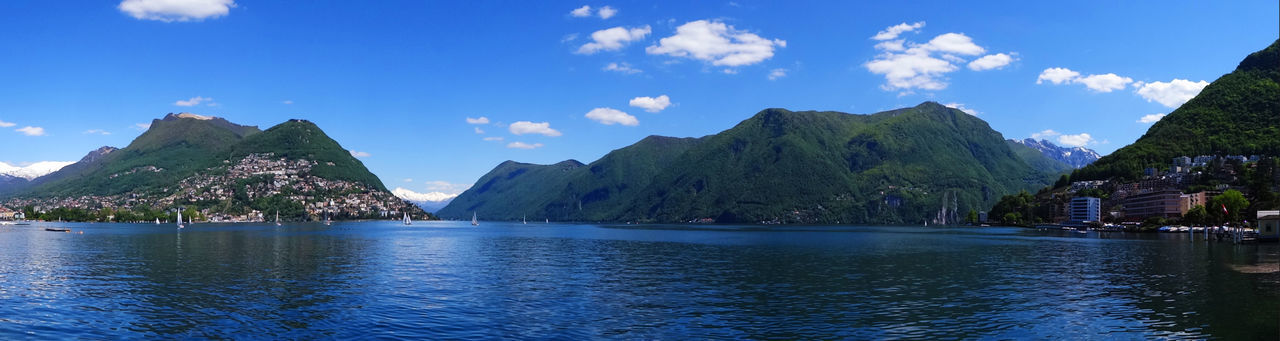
{"left": 439, "top": 102, "right": 1067, "bottom": 224}
{"left": 6, "top": 114, "right": 427, "bottom": 221}
{"left": 28, "top": 113, "right": 261, "bottom": 197}
{"left": 230, "top": 119, "right": 388, "bottom": 191}
{"left": 1072, "top": 39, "right": 1280, "bottom": 181}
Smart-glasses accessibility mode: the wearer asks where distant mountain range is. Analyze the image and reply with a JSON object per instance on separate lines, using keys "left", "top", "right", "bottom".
{"left": 1010, "top": 138, "right": 1101, "bottom": 169}
{"left": 2, "top": 113, "right": 431, "bottom": 221}
{"left": 439, "top": 102, "right": 1071, "bottom": 224}
{"left": 391, "top": 188, "right": 457, "bottom": 212}
{"left": 1073, "top": 39, "right": 1279, "bottom": 181}
{"left": 0, "top": 161, "right": 74, "bottom": 180}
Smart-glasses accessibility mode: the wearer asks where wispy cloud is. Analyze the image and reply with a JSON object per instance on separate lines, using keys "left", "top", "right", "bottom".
{"left": 767, "top": 68, "right": 788, "bottom": 80}
{"left": 175, "top": 96, "right": 214, "bottom": 107}
{"left": 1137, "top": 113, "right": 1166, "bottom": 124}
{"left": 349, "top": 150, "right": 371, "bottom": 158}
{"left": 0, "top": 119, "right": 14, "bottom": 128}
{"left": 577, "top": 26, "right": 651, "bottom": 54}
{"left": 16, "top": 126, "right": 45, "bottom": 136}
{"left": 507, "top": 141, "right": 544, "bottom": 149}
{"left": 604, "top": 62, "right": 642, "bottom": 74}
{"left": 1036, "top": 67, "right": 1132, "bottom": 92}
{"left": 466, "top": 116, "right": 490, "bottom": 124}
{"left": 585, "top": 108, "right": 639, "bottom": 126}
{"left": 84, "top": 129, "right": 112, "bottom": 135}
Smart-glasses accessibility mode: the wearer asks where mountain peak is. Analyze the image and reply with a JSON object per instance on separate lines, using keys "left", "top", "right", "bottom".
{"left": 1013, "top": 138, "right": 1100, "bottom": 169}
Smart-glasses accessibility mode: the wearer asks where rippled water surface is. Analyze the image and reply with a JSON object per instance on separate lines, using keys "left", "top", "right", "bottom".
{"left": 1, "top": 221, "right": 1277, "bottom": 339}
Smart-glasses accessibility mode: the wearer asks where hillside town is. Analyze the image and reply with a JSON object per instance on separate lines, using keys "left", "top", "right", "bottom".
{"left": 994, "top": 154, "right": 1280, "bottom": 240}
{"left": 0, "top": 153, "right": 420, "bottom": 222}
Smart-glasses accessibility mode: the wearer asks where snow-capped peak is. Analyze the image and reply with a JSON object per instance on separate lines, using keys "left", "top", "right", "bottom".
{"left": 0, "top": 161, "right": 74, "bottom": 180}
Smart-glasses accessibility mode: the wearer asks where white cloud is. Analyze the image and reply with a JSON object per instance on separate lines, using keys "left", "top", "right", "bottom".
{"left": 603, "top": 62, "right": 642, "bottom": 74}
{"left": 84, "top": 129, "right": 112, "bottom": 135}
{"left": 1135, "top": 79, "right": 1209, "bottom": 108}
{"left": 474, "top": 127, "right": 485, "bottom": 134}
{"left": 424, "top": 180, "right": 470, "bottom": 193}
{"left": 942, "top": 103, "right": 979, "bottom": 116}
{"left": 174, "top": 96, "right": 212, "bottom": 107}
{"left": 865, "top": 23, "right": 1001, "bottom": 92}
{"left": 1035, "top": 67, "right": 1133, "bottom": 92}
{"left": 392, "top": 187, "right": 459, "bottom": 203}
{"left": 1030, "top": 129, "right": 1094, "bottom": 147}
{"left": 16, "top": 126, "right": 45, "bottom": 136}
{"left": 577, "top": 26, "right": 651, "bottom": 54}
{"left": 0, "top": 120, "right": 14, "bottom": 128}
{"left": 865, "top": 49, "right": 956, "bottom": 91}
{"left": 507, "top": 142, "right": 545, "bottom": 149}
{"left": 921, "top": 33, "right": 984, "bottom": 55}
{"left": 349, "top": 150, "right": 371, "bottom": 158}
{"left": 597, "top": 6, "right": 617, "bottom": 19}
{"left": 282, "top": 100, "right": 293, "bottom": 105}
{"left": 1137, "top": 113, "right": 1166, "bottom": 124}
{"left": 1056, "top": 133, "right": 1094, "bottom": 147}
{"left": 646, "top": 20, "right": 786, "bottom": 67}
{"left": 968, "top": 53, "right": 1014, "bottom": 71}
{"left": 483, "top": 136, "right": 504, "bottom": 141}
{"left": 768, "top": 68, "right": 787, "bottom": 80}
{"left": 1030, "top": 129, "right": 1060, "bottom": 140}
{"left": 403, "top": 178, "right": 413, "bottom": 182}
{"left": 874, "top": 40, "right": 906, "bottom": 52}
{"left": 629, "top": 95, "right": 671, "bottom": 113}
{"left": 1036, "top": 67, "right": 1080, "bottom": 85}
{"left": 118, "top": 0, "right": 236, "bottom": 22}
{"left": 509, "top": 121, "right": 562, "bottom": 136}
{"left": 871, "top": 21, "right": 924, "bottom": 40}
{"left": 569, "top": 5, "right": 592, "bottom": 17}
{"left": 134, "top": 123, "right": 151, "bottom": 130}
{"left": 465, "top": 116, "right": 490, "bottom": 124}
{"left": 1076, "top": 73, "right": 1133, "bottom": 93}
{"left": 584, "top": 108, "right": 639, "bottom": 126}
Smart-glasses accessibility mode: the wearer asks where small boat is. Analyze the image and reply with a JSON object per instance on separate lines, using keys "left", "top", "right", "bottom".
{"left": 155, "top": 218, "right": 160, "bottom": 225}
{"left": 403, "top": 212, "right": 412, "bottom": 226}
{"left": 45, "top": 228, "right": 70, "bottom": 232}
{"left": 177, "top": 210, "right": 185, "bottom": 229}
{"left": 471, "top": 212, "right": 479, "bottom": 226}
{"left": 545, "top": 219, "right": 549, "bottom": 224}
{"left": 522, "top": 215, "right": 527, "bottom": 224}
{"left": 276, "top": 210, "right": 282, "bottom": 226}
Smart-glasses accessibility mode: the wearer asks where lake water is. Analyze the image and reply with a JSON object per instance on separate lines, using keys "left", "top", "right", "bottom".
{"left": 1, "top": 221, "right": 1276, "bottom": 339}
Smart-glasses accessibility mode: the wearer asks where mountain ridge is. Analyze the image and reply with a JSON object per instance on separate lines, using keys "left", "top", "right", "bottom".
{"left": 439, "top": 102, "right": 1069, "bottom": 224}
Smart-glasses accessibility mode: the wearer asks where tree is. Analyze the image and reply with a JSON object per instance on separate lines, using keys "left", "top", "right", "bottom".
{"left": 1209, "top": 189, "right": 1250, "bottom": 224}
{"left": 1184, "top": 205, "right": 1208, "bottom": 226}
{"left": 966, "top": 209, "right": 979, "bottom": 224}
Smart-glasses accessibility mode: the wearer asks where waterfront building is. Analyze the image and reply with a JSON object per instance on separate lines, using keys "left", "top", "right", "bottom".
{"left": 1069, "top": 197, "right": 1101, "bottom": 224}
{"left": 1123, "top": 189, "right": 1183, "bottom": 221}
{"left": 1258, "top": 211, "right": 1279, "bottom": 242}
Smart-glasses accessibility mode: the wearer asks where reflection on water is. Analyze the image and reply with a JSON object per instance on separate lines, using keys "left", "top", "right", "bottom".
{"left": 0, "top": 222, "right": 1276, "bottom": 339}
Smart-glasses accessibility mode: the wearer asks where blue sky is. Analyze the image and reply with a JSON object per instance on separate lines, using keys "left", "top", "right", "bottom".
{"left": 0, "top": 1, "right": 1276, "bottom": 200}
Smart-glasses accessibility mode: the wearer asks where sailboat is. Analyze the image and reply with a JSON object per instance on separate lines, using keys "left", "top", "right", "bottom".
{"left": 522, "top": 215, "right": 527, "bottom": 224}
{"left": 155, "top": 218, "right": 160, "bottom": 225}
{"left": 177, "top": 211, "right": 185, "bottom": 229}
{"left": 471, "top": 212, "right": 479, "bottom": 226}
{"left": 275, "top": 210, "right": 282, "bottom": 226}
{"left": 403, "top": 212, "right": 412, "bottom": 225}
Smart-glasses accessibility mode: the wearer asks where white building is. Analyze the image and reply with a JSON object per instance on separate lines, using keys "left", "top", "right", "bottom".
{"left": 1070, "top": 197, "right": 1101, "bottom": 224}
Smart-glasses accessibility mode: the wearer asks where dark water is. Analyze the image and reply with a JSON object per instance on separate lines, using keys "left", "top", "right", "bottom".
{"left": 1, "top": 221, "right": 1276, "bottom": 339}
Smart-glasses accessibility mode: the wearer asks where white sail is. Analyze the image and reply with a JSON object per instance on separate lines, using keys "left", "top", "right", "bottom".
{"left": 177, "top": 210, "right": 184, "bottom": 228}
{"left": 471, "top": 212, "right": 478, "bottom": 226}
{"left": 403, "top": 212, "right": 412, "bottom": 225}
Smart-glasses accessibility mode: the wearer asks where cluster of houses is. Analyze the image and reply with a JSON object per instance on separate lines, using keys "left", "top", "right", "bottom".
{"left": 1, "top": 153, "right": 416, "bottom": 222}
{"left": 1053, "top": 155, "right": 1278, "bottom": 235}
